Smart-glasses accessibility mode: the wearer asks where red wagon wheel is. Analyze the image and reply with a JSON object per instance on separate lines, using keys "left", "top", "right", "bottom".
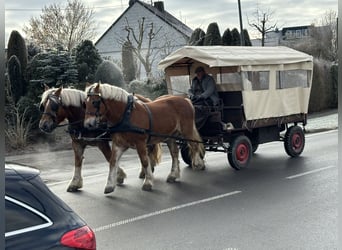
{"left": 228, "top": 135, "right": 252, "bottom": 170}
{"left": 284, "top": 125, "right": 305, "bottom": 157}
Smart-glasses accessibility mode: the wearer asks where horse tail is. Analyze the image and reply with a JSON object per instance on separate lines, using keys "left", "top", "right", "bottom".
{"left": 188, "top": 123, "right": 205, "bottom": 159}
{"left": 148, "top": 143, "right": 162, "bottom": 165}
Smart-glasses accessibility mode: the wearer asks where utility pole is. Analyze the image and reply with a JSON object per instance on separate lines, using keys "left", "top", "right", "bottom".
{"left": 238, "top": 0, "right": 245, "bottom": 46}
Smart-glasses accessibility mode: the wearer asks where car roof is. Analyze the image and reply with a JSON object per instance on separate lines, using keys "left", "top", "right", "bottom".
{"left": 5, "top": 163, "right": 40, "bottom": 181}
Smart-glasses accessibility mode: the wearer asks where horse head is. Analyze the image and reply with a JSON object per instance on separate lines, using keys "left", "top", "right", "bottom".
{"left": 84, "top": 82, "right": 107, "bottom": 130}
{"left": 39, "top": 85, "right": 66, "bottom": 133}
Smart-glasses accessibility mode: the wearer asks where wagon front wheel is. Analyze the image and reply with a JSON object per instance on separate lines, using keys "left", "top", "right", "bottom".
{"left": 228, "top": 135, "right": 252, "bottom": 170}
{"left": 284, "top": 125, "right": 305, "bottom": 157}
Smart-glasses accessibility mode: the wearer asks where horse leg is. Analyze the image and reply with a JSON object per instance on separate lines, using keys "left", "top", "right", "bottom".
{"left": 136, "top": 143, "right": 153, "bottom": 191}
{"left": 104, "top": 145, "right": 126, "bottom": 194}
{"left": 166, "top": 139, "right": 180, "bottom": 183}
{"left": 98, "top": 142, "right": 127, "bottom": 185}
{"left": 188, "top": 126, "right": 206, "bottom": 170}
{"left": 139, "top": 144, "right": 161, "bottom": 178}
{"left": 67, "top": 141, "right": 85, "bottom": 192}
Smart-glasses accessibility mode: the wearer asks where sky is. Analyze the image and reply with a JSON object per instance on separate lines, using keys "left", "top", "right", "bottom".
{"left": 5, "top": 0, "right": 338, "bottom": 46}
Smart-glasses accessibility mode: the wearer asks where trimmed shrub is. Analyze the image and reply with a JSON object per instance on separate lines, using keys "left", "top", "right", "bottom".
{"left": 309, "top": 59, "right": 333, "bottom": 112}
{"left": 122, "top": 41, "right": 136, "bottom": 83}
{"left": 231, "top": 28, "right": 241, "bottom": 46}
{"left": 189, "top": 28, "right": 206, "bottom": 46}
{"left": 7, "top": 55, "right": 24, "bottom": 104}
{"left": 204, "top": 23, "right": 222, "bottom": 45}
{"left": 95, "top": 60, "right": 124, "bottom": 87}
{"left": 222, "top": 28, "right": 232, "bottom": 45}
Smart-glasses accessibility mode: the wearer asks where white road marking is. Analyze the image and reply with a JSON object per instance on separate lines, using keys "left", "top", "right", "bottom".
{"left": 285, "top": 165, "right": 336, "bottom": 180}
{"left": 93, "top": 190, "right": 242, "bottom": 233}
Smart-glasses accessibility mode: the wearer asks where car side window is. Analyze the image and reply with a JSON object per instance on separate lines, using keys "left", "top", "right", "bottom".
{"left": 5, "top": 196, "right": 52, "bottom": 237}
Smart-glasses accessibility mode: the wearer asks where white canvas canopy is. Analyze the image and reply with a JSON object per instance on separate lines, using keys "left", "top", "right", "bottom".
{"left": 158, "top": 46, "right": 313, "bottom": 122}
{"left": 158, "top": 46, "right": 313, "bottom": 70}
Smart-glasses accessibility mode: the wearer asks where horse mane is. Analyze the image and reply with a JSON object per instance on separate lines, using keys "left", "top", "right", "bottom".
{"left": 86, "top": 83, "right": 130, "bottom": 103}
{"left": 41, "top": 87, "right": 86, "bottom": 107}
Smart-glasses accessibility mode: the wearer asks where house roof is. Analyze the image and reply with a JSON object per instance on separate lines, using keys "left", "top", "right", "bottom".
{"left": 95, "top": 0, "right": 193, "bottom": 45}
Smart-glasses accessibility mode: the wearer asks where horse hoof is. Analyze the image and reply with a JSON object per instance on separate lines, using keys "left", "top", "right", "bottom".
{"left": 104, "top": 186, "right": 115, "bottom": 194}
{"left": 116, "top": 177, "right": 125, "bottom": 185}
{"left": 142, "top": 184, "right": 152, "bottom": 191}
{"left": 139, "top": 172, "right": 145, "bottom": 179}
{"left": 67, "top": 186, "right": 80, "bottom": 192}
{"left": 193, "top": 164, "right": 205, "bottom": 171}
{"left": 166, "top": 175, "right": 177, "bottom": 183}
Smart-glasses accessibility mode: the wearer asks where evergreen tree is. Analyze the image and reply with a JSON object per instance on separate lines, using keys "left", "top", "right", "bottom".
{"left": 7, "top": 30, "right": 28, "bottom": 100}
{"left": 95, "top": 60, "right": 124, "bottom": 87}
{"left": 243, "top": 29, "right": 252, "bottom": 46}
{"left": 188, "top": 28, "right": 206, "bottom": 46}
{"left": 122, "top": 41, "right": 136, "bottom": 83}
{"left": 27, "top": 50, "right": 78, "bottom": 103}
{"left": 7, "top": 30, "right": 28, "bottom": 73}
{"left": 231, "top": 28, "right": 241, "bottom": 46}
{"left": 204, "top": 23, "right": 222, "bottom": 45}
{"left": 74, "top": 40, "right": 102, "bottom": 82}
{"left": 222, "top": 28, "right": 233, "bottom": 45}
{"left": 7, "top": 55, "right": 24, "bottom": 104}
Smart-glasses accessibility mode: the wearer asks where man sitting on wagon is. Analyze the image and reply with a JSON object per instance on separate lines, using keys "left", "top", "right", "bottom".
{"left": 189, "top": 66, "right": 220, "bottom": 129}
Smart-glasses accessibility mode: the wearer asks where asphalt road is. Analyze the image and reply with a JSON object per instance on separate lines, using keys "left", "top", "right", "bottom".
{"left": 7, "top": 130, "right": 338, "bottom": 249}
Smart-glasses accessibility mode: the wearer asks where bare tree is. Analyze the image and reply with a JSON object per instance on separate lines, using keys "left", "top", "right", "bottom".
{"left": 291, "top": 10, "right": 337, "bottom": 62}
{"left": 119, "top": 17, "right": 163, "bottom": 79}
{"left": 23, "top": 0, "right": 96, "bottom": 51}
{"left": 247, "top": 4, "right": 277, "bottom": 46}
{"left": 310, "top": 10, "right": 337, "bottom": 61}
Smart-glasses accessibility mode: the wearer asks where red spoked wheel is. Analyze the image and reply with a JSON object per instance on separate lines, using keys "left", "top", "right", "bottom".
{"left": 228, "top": 135, "right": 252, "bottom": 170}
{"left": 284, "top": 125, "right": 305, "bottom": 157}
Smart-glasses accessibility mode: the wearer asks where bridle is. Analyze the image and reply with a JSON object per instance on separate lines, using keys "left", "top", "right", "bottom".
{"left": 85, "top": 88, "right": 111, "bottom": 129}
{"left": 40, "top": 94, "right": 62, "bottom": 121}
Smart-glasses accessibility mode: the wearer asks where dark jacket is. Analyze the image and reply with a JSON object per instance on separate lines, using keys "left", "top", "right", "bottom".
{"left": 189, "top": 74, "right": 220, "bottom": 105}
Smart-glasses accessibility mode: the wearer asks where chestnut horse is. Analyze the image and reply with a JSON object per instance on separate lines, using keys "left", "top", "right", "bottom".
{"left": 39, "top": 86, "right": 161, "bottom": 192}
{"left": 84, "top": 82, "right": 205, "bottom": 193}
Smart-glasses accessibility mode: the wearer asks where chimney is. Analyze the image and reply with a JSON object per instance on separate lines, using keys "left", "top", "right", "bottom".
{"left": 154, "top": 1, "right": 164, "bottom": 12}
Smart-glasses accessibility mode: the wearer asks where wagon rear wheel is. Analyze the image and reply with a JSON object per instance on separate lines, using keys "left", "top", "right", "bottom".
{"left": 228, "top": 135, "right": 252, "bottom": 170}
{"left": 284, "top": 125, "right": 305, "bottom": 157}
{"left": 180, "top": 144, "right": 192, "bottom": 165}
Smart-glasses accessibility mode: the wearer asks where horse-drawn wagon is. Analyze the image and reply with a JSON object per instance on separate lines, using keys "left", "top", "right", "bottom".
{"left": 158, "top": 46, "right": 313, "bottom": 170}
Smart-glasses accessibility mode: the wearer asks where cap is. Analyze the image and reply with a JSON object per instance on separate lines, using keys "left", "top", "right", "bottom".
{"left": 195, "top": 66, "right": 204, "bottom": 73}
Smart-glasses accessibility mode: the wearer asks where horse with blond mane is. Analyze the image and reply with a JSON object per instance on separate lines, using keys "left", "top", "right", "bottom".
{"left": 84, "top": 82, "right": 205, "bottom": 193}
{"left": 39, "top": 85, "right": 161, "bottom": 193}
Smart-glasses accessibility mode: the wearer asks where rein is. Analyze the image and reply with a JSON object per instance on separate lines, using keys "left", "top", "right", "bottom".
{"left": 84, "top": 93, "right": 203, "bottom": 144}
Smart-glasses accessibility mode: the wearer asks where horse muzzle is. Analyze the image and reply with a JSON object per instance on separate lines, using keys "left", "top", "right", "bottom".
{"left": 39, "top": 120, "right": 56, "bottom": 133}
{"left": 84, "top": 117, "right": 99, "bottom": 130}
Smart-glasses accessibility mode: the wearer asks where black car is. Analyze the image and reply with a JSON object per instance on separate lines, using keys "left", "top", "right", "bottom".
{"left": 5, "top": 163, "right": 96, "bottom": 250}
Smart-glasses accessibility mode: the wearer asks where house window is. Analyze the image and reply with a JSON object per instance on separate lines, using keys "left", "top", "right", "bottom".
{"left": 276, "top": 70, "right": 311, "bottom": 89}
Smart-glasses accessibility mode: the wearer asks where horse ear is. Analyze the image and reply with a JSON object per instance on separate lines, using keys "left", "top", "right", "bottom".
{"left": 44, "top": 83, "right": 50, "bottom": 91}
{"left": 55, "top": 86, "right": 63, "bottom": 96}
{"left": 95, "top": 82, "right": 100, "bottom": 92}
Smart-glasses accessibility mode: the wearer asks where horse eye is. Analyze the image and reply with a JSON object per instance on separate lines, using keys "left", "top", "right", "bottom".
{"left": 39, "top": 104, "right": 45, "bottom": 112}
{"left": 92, "top": 100, "right": 100, "bottom": 109}
{"left": 51, "top": 101, "right": 59, "bottom": 112}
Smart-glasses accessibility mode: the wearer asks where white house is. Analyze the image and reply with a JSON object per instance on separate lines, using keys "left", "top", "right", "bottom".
{"left": 251, "top": 25, "right": 311, "bottom": 46}
{"left": 95, "top": 0, "right": 193, "bottom": 79}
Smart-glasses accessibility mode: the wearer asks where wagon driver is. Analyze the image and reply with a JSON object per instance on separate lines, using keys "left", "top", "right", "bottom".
{"left": 188, "top": 66, "right": 220, "bottom": 129}
{"left": 189, "top": 66, "right": 220, "bottom": 106}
